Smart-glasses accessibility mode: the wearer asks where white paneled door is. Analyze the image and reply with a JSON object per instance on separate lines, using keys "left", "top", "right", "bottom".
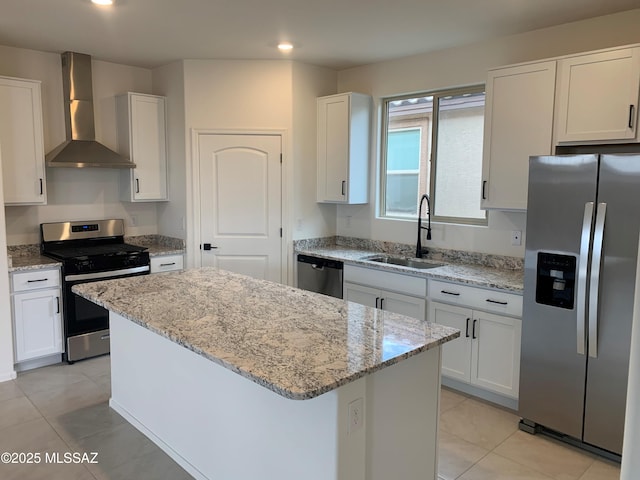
{"left": 198, "top": 134, "right": 282, "bottom": 282}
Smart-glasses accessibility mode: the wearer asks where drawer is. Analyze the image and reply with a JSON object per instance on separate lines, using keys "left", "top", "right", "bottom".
{"left": 344, "top": 264, "right": 427, "bottom": 297}
{"left": 428, "top": 279, "right": 522, "bottom": 317}
{"left": 150, "top": 254, "right": 184, "bottom": 273}
{"left": 12, "top": 268, "right": 61, "bottom": 293}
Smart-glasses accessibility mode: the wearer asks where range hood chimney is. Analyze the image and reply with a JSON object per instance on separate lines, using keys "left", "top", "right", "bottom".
{"left": 45, "top": 52, "right": 135, "bottom": 168}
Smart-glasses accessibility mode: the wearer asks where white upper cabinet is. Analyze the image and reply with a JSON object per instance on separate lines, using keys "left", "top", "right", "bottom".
{"left": 0, "top": 76, "right": 46, "bottom": 205}
{"left": 317, "top": 92, "right": 371, "bottom": 204}
{"left": 117, "top": 92, "right": 168, "bottom": 202}
{"left": 481, "top": 61, "right": 556, "bottom": 210}
{"left": 556, "top": 47, "right": 640, "bottom": 143}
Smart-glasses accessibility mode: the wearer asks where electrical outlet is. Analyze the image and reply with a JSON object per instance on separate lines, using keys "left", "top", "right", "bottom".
{"left": 511, "top": 230, "right": 522, "bottom": 246}
{"left": 348, "top": 397, "right": 364, "bottom": 435}
{"left": 130, "top": 215, "right": 138, "bottom": 227}
{"left": 345, "top": 215, "right": 352, "bottom": 228}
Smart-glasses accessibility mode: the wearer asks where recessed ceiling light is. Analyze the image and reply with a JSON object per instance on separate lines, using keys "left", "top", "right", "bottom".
{"left": 92, "top": 0, "right": 113, "bottom": 5}
{"left": 278, "top": 43, "right": 294, "bottom": 52}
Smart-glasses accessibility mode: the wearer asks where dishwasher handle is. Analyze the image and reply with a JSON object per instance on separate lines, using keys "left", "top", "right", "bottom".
{"left": 297, "top": 254, "right": 344, "bottom": 270}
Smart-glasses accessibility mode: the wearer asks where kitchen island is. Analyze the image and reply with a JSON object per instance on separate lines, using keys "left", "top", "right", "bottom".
{"left": 73, "top": 268, "right": 459, "bottom": 480}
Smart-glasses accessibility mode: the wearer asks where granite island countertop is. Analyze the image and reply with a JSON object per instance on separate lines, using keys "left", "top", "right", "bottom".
{"left": 72, "top": 267, "right": 459, "bottom": 400}
{"left": 296, "top": 244, "right": 524, "bottom": 293}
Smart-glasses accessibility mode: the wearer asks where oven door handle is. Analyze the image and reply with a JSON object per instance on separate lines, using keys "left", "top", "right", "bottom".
{"left": 66, "top": 266, "right": 150, "bottom": 282}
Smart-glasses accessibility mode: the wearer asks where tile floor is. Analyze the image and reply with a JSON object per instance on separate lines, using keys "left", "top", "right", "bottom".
{"left": 0, "top": 355, "right": 191, "bottom": 480}
{"left": 438, "top": 387, "right": 621, "bottom": 480}
{"left": 0, "top": 357, "right": 622, "bottom": 480}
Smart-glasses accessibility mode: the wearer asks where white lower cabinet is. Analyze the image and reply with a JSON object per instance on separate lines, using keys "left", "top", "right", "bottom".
{"left": 344, "top": 282, "right": 426, "bottom": 319}
{"left": 10, "top": 268, "right": 63, "bottom": 365}
{"left": 343, "top": 265, "right": 427, "bottom": 320}
{"left": 428, "top": 279, "right": 522, "bottom": 400}
{"left": 150, "top": 254, "right": 184, "bottom": 273}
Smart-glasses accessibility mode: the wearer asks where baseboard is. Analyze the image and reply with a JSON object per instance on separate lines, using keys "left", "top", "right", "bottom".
{"left": 0, "top": 369, "right": 17, "bottom": 382}
{"left": 442, "top": 377, "right": 518, "bottom": 411}
{"left": 15, "top": 354, "right": 63, "bottom": 372}
{"left": 109, "top": 398, "right": 207, "bottom": 480}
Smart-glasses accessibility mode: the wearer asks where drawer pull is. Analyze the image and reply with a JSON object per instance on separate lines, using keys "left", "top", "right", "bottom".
{"left": 441, "top": 290, "right": 460, "bottom": 296}
{"left": 486, "top": 298, "right": 508, "bottom": 305}
{"left": 27, "top": 278, "right": 49, "bottom": 283}
{"left": 159, "top": 262, "right": 176, "bottom": 267}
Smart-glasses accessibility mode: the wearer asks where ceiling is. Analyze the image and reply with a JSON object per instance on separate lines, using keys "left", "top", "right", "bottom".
{"left": 1, "top": 0, "right": 639, "bottom": 70}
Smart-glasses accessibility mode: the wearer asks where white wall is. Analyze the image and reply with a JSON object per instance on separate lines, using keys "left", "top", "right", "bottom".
{"left": 181, "top": 59, "right": 294, "bottom": 269}
{"left": 0, "top": 46, "right": 158, "bottom": 245}
{"left": 622, "top": 233, "right": 640, "bottom": 478}
{"left": 291, "top": 62, "right": 338, "bottom": 240}
{"left": 0, "top": 146, "right": 15, "bottom": 381}
{"left": 154, "top": 61, "right": 187, "bottom": 240}
{"left": 336, "top": 9, "right": 640, "bottom": 257}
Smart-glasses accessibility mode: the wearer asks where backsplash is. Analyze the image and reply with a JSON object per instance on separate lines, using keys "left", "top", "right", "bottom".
{"left": 294, "top": 236, "right": 524, "bottom": 270}
{"left": 6, "top": 244, "right": 40, "bottom": 257}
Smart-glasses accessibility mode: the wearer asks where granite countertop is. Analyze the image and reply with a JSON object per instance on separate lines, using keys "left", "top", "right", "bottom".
{"left": 8, "top": 253, "right": 61, "bottom": 272}
{"left": 6, "top": 235, "right": 185, "bottom": 272}
{"left": 72, "top": 267, "right": 459, "bottom": 400}
{"left": 125, "top": 235, "right": 185, "bottom": 257}
{"left": 7, "top": 245, "right": 61, "bottom": 273}
{"left": 296, "top": 244, "right": 524, "bottom": 293}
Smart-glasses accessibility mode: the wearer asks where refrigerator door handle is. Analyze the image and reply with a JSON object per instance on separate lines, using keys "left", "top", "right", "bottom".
{"left": 588, "top": 202, "right": 607, "bottom": 358}
{"left": 576, "top": 202, "right": 594, "bottom": 356}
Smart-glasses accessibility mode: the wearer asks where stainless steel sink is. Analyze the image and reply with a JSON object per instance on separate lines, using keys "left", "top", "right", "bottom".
{"left": 365, "top": 255, "right": 445, "bottom": 270}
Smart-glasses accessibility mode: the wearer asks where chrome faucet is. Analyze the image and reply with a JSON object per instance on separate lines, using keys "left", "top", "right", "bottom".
{"left": 416, "top": 194, "right": 432, "bottom": 258}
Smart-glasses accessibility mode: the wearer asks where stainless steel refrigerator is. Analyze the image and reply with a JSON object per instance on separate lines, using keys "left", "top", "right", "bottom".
{"left": 520, "top": 153, "right": 640, "bottom": 457}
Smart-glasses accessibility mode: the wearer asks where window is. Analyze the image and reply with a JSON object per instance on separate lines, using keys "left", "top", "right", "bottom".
{"left": 380, "top": 86, "right": 487, "bottom": 225}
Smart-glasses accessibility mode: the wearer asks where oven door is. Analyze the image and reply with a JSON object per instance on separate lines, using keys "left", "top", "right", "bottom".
{"left": 63, "top": 266, "right": 149, "bottom": 362}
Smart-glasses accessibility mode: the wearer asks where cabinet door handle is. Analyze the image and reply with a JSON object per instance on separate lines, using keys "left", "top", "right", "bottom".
{"left": 482, "top": 180, "right": 487, "bottom": 200}
{"left": 629, "top": 105, "right": 635, "bottom": 129}
{"left": 375, "top": 297, "right": 380, "bottom": 309}
{"left": 39, "top": 178, "right": 43, "bottom": 195}
{"left": 465, "top": 318, "right": 470, "bottom": 338}
{"left": 56, "top": 296, "right": 60, "bottom": 314}
{"left": 472, "top": 319, "right": 478, "bottom": 339}
{"left": 441, "top": 290, "right": 460, "bottom": 296}
{"left": 486, "top": 298, "right": 508, "bottom": 305}
{"left": 135, "top": 178, "right": 140, "bottom": 193}
{"left": 341, "top": 181, "right": 346, "bottom": 196}
{"left": 380, "top": 297, "right": 385, "bottom": 310}
{"left": 27, "top": 278, "right": 48, "bottom": 283}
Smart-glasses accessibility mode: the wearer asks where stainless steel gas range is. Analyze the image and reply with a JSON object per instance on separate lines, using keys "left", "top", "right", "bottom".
{"left": 40, "top": 219, "right": 150, "bottom": 363}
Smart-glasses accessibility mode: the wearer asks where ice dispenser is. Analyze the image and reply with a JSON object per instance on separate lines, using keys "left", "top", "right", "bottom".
{"left": 535, "top": 252, "right": 576, "bottom": 309}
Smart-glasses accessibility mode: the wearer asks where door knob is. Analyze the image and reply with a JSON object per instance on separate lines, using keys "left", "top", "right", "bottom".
{"left": 202, "top": 243, "right": 218, "bottom": 251}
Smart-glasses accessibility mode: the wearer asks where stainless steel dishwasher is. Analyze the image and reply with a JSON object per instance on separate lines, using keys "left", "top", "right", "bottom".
{"left": 297, "top": 254, "right": 343, "bottom": 299}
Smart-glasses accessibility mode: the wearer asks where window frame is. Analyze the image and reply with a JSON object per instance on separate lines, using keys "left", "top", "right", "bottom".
{"left": 379, "top": 85, "right": 488, "bottom": 226}
{"left": 386, "top": 126, "right": 423, "bottom": 218}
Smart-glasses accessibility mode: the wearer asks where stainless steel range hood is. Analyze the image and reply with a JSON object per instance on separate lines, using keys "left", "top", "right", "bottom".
{"left": 45, "top": 52, "right": 135, "bottom": 168}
